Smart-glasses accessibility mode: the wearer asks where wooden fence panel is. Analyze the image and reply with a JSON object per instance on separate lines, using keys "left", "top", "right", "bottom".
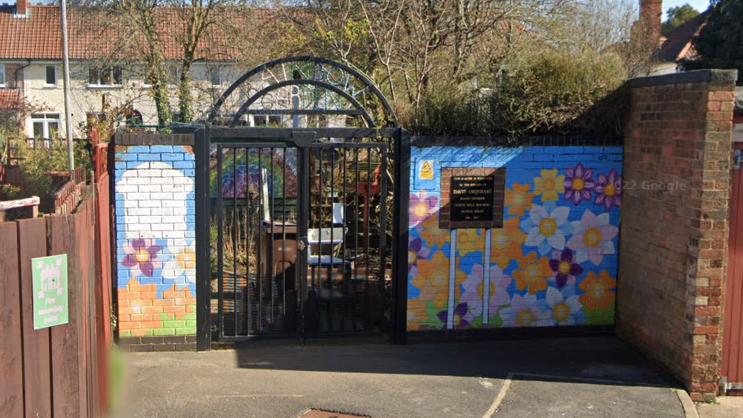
{"left": 75, "top": 200, "right": 90, "bottom": 418}
{"left": 48, "top": 214, "right": 81, "bottom": 418}
{"left": 82, "top": 198, "right": 96, "bottom": 416}
{"left": 17, "top": 218, "right": 52, "bottom": 418}
{"left": 94, "top": 173, "right": 112, "bottom": 412}
{"left": 0, "top": 223, "right": 23, "bottom": 418}
{"left": 1, "top": 188, "right": 110, "bottom": 417}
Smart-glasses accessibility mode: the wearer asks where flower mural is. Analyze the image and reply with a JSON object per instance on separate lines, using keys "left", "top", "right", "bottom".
{"left": 541, "top": 286, "right": 583, "bottom": 326}
{"left": 412, "top": 251, "right": 451, "bottom": 309}
{"left": 459, "top": 264, "right": 513, "bottom": 323}
{"left": 407, "top": 297, "right": 428, "bottom": 331}
{"left": 419, "top": 213, "right": 450, "bottom": 249}
{"left": 409, "top": 191, "right": 439, "bottom": 227}
{"left": 579, "top": 270, "right": 617, "bottom": 311}
{"left": 115, "top": 145, "right": 199, "bottom": 339}
{"left": 118, "top": 279, "right": 167, "bottom": 337}
{"left": 162, "top": 239, "right": 196, "bottom": 283}
{"left": 408, "top": 237, "right": 431, "bottom": 273}
{"left": 513, "top": 251, "right": 552, "bottom": 294}
{"left": 121, "top": 239, "right": 163, "bottom": 277}
{"left": 437, "top": 302, "right": 470, "bottom": 329}
{"left": 522, "top": 201, "right": 571, "bottom": 255}
{"left": 457, "top": 229, "right": 485, "bottom": 255}
{"left": 548, "top": 248, "right": 584, "bottom": 289}
{"left": 211, "top": 148, "right": 298, "bottom": 199}
{"left": 505, "top": 183, "right": 534, "bottom": 216}
{"left": 595, "top": 169, "right": 622, "bottom": 209}
{"left": 406, "top": 147, "right": 622, "bottom": 332}
{"left": 564, "top": 163, "right": 595, "bottom": 205}
{"left": 534, "top": 169, "right": 565, "bottom": 202}
{"left": 491, "top": 218, "right": 525, "bottom": 270}
{"left": 567, "top": 210, "right": 619, "bottom": 266}
{"left": 500, "top": 294, "right": 546, "bottom": 328}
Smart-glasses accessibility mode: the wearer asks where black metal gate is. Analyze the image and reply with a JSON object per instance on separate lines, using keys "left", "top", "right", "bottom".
{"left": 193, "top": 57, "right": 410, "bottom": 350}
{"left": 207, "top": 129, "right": 396, "bottom": 342}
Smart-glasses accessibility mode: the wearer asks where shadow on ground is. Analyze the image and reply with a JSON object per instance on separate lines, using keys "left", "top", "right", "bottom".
{"left": 121, "top": 336, "right": 686, "bottom": 418}
{"left": 232, "top": 335, "right": 675, "bottom": 387}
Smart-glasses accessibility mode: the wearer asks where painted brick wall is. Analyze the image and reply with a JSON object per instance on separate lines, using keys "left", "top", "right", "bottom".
{"left": 408, "top": 142, "right": 622, "bottom": 332}
{"left": 114, "top": 144, "right": 197, "bottom": 339}
{"left": 617, "top": 70, "right": 737, "bottom": 402}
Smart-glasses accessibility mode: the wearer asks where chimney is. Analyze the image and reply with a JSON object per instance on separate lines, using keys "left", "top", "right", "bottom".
{"left": 15, "top": 0, "right": 28, "bottom": 16}
{"left": 640, "top": 0, "right": 663, "bottom": 45}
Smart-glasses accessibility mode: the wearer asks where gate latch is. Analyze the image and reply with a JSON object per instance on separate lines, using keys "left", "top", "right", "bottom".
{"left": 735, "top": 150, "right": 742, "bottom": 171}
{"left": 297, "top": 237, "right": 307, "bottom": 252}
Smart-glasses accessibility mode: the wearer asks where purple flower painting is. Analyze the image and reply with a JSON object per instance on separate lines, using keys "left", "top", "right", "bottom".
{"left": 408, "top": 237, "right": 431, "bottom": 272}
{"left": 121, "top": 239, "right": 163, "bottom": 277}
{"left": 438, "top": 303, "right": 470, "bottom": 329}
{"left": 594, "top": 169, "right": 622, "bottom": 209}
{"left": 564, "top": 163, "right": 595, "bottom": 205}
{"left": 548, "top": 248, "right": 584, "bottom": 289}
{"left": 409, "top": 191, "right": 439, "bottom": 227}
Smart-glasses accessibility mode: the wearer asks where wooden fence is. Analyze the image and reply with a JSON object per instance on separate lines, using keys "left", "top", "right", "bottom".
{"left": 0, "top": 164, "right": 21, "bottom": 184}
{"left": 0, "top": 178, "right": 112, "bottom": 417}
{"left": 54, "top": 166, "right": 87, "bottom": 215}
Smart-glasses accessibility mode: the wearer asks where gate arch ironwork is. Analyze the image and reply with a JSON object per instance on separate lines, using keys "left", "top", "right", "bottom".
{"left": 195, "top": 57, "right": 409, "bottom": 351}
{"left": 204, "top": 56, "right": 399, "bottom": 129}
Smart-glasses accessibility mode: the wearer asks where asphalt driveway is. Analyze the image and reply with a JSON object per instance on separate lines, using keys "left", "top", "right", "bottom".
{"left": 117, "top": 336, "right": 688, "bottom": 418}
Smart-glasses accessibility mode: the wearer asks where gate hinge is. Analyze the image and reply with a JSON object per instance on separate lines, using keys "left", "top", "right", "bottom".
{"left": 734, "top": 150, "right": 742, "bottom": 171}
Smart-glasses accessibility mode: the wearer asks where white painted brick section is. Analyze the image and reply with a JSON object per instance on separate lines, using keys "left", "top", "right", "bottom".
{"left": 115, "top": 148, "right": 196, "bottom": 295}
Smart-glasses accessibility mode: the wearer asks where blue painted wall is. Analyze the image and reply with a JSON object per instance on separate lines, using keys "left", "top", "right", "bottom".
{"left": 407, "top": 145, "right": 623, "bottom": 331}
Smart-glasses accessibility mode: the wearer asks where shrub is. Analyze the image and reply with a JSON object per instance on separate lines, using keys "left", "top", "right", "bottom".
{"left": 0, "top": 139, "right": 91, "bottom": 214}
{"left": 410, "top": 49, "right": 628, "bottom": 137}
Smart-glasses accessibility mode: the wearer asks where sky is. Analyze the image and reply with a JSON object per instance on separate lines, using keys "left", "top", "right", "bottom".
{"left": 663, "top": 0, "right": 711, "bottom": 16}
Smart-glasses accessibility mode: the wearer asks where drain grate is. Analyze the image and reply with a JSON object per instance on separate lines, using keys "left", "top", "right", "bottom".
{"left": 299, "top": 409, "right": 371, "bottom": 418}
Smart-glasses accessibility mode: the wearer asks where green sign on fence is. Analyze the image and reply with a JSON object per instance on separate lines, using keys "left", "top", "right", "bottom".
{"left": 32, "top": 254, "right": 69, "bottom": 330}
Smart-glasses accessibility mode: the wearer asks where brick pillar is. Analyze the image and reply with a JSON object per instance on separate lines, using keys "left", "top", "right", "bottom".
{"left": 113, "top": 134, "right": 197, "bottom": 351}
{"left": 617, "top": 70, "right": 738, "bottom": 402}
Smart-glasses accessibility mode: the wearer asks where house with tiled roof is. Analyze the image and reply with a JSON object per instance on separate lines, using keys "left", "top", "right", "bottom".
{"left": 0, "top": 0, "right": 279, "bottom": 139}
{"left": 652, "top": 11, "right": 709, "bottom": 75}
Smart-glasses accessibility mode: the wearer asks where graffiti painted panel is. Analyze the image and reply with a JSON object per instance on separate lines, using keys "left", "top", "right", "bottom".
{"left": 114, "top": 145, "right": 197, "bottom": 337}
{"left": 407, "top": 145, "right": 622, "bottom": 331}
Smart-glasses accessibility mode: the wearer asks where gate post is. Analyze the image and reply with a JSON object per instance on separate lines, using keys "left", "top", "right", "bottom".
{"left": 391, "top": 129, "right": 411, "bottom": 344}
{"left": 293, "top": 131, "right": 315, "bottom": 342}
{"left": 195, "top": 128, "right": 211, "bottom": 351}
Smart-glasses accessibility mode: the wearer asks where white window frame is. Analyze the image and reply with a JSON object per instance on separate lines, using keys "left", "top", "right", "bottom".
{"left": 0, "top": 64, "right": 6, "bottom": 87}
{"left": 88, "top": 65, "right": 123, "bottom": 88}
{"left": 30, "top": 113, "right": 61, "bottom": 140}
{"left": 44, "top": 65, "right": 57, "bottom": 87}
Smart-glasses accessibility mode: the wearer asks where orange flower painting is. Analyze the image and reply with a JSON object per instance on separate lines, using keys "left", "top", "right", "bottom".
{"left": 512, "top": 252, "right": 551, "bottom": 294}
{"left": 505, "top": 183, "right": 534, "bottom": 216}
{"left": 419, "top": 213, "right": 450, "bottom": 249}
{"left": 491, "top": 218, "right": 526, "bottom": 269}
{"left": 412, "top": 251, "right": 451, "bottom": 309}
{"left": 579, "top": 270, "right": 617, "bottom": 310}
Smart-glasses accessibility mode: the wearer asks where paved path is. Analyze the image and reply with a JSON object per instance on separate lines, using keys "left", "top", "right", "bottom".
{"left": 698, "top": 397, "right": 743, "bottom": 418}
{"left": 119, "top": 336, "right": 687, "bottom": 418}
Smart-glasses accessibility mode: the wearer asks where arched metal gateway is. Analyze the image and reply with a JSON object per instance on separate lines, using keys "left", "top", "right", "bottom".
{"left": 194, "top": 57, "right": 410, "bottom": 350}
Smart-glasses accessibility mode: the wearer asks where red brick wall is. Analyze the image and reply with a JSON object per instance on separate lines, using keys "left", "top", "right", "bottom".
{"left": 617, "top": 70, "right": 738, "bottom": 402}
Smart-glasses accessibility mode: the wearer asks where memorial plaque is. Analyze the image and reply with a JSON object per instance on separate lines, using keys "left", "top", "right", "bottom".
{"left": 439, "top": 167, "right": 505, "bottom": 229}
{"left": 450, "top": 176, "right": 495, "bottom": 226}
